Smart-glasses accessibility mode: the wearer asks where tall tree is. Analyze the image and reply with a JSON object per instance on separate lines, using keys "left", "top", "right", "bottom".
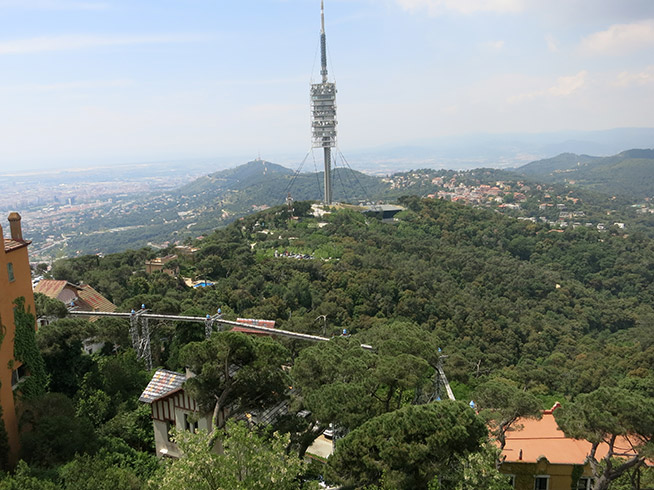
{"left": 36, "top": 318, "right": 95, "bottom": 397}
{"left": 329, "top": 401, "right": 487, "bottom": 489}
{"left": 180, "top": 331, "right": 290, "bottom": 448}
{"left": 473, "top": 378, "right": 542, "bottom": 467}
{"left": 157, "top": 421, "right": 314, "bottom": 490}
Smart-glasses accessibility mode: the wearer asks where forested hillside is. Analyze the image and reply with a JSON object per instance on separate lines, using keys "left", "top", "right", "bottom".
{"left": 7, "top": 197, "right": 653, "bottom": 488}
{"left": 29, "top": 150, "right": 654, "bottom": 259}
{"left": 49, "top": 160, "right": 388, "bottom": 256}
{"left": 48, "top": 196, "right": 654, "bottom": 396}
{"left": 516, "top": 148, "right": 654, "bottom": 198}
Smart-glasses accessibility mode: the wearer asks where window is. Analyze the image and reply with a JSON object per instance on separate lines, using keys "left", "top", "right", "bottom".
{"left": 11, "top": 364, "right": 28, "bottom": 389}
{"left": 507, "top": 475, "right": 516, "bottom": 488}
{"left": 534, "top": 476, "right": 549, "bottom": 490}
{"left": 7, "top": 262, "right": 15, "bottom": 282}
{"left": 577, "top": 478, "right": 594, "bottom": 490}
{"left": 184, "top": 413, "right": 198, "bottom": 433}
{"left": 165, "top": 421, "right": 174, "bottom": 442}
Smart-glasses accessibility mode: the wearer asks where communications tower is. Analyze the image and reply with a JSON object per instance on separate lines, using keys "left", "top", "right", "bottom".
{"left": 311, "top": 0, "right": 337, "bottom": 205}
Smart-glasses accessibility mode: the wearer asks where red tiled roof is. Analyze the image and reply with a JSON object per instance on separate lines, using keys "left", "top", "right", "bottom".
{"left": 78, "top": 284, "right": 116, "bottom": 313}
{"left": 34, "top": 280, "right": 116, "bottom": 314}
{"left": 502, "top": 412, "right": 642, "bottom": 465}
{"left": 34, "top": 279, "right": 76, "bottom": 299}
{"left": 139, "top": 369, "right": 186, "bottom": 404}
{"left": 234, "top": 318, "right": 276, "bottom": 336}
{"left": 3, "top": 238, "right": 31, "bottom": 253}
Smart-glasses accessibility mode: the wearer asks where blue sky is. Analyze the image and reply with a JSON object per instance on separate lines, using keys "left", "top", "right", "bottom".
{"left": 1, "top": 0, "right": 653, "bottom": 170}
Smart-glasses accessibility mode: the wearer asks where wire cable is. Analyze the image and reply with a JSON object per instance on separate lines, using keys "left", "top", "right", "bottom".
{"left": 337, "top": 147, "right": 373, "bottom": 204}
{"left": 281, "top": 149, "right": 312, "bottom": 205}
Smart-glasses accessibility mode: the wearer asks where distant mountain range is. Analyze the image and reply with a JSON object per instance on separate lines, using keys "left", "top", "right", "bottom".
{"left": 27, "top": 148, "right": 653, "bottom": 258}
{"left": 348, "top": 128, "right": 654, "bottom": 174}
{"left": 515, "top": 148, "right": 654, "bottom": 198}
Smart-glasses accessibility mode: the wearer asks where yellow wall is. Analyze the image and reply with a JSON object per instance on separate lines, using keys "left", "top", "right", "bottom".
{"left": 0, "top": 223, "right": 36, "bottom": 464}
{"left": 502, "top": 459, "right": 593, "bottom": 490}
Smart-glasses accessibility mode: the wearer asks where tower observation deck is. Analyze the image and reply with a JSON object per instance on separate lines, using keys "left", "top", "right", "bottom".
{"left": 311, "top": 0, "right": 337, "bottom": 205}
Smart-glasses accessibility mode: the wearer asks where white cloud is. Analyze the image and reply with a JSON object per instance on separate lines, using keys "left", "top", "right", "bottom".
{"left": 548, "top": 70, "right": 587, "bottom": 96}
{"left": 613, "top": 66, "right": 654, "bottom": 87}
{"left": 509, "top": 70, "right": 588, "bottom": 102}
{"left": 545, "top": 34, "right": 558, "bottom": 52}
{"left": 580, "top": 19, "right": 654, "bottom": 55}
{"left": 394, "top": 0, "right": 524, "bottom": 16}
{"left": 0, "top": 34, "right": 207, "bottom": 55}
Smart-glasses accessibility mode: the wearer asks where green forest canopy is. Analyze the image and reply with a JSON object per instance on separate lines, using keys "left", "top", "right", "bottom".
{"left": 13, "top": 196, "right": 653, "bottom": 488}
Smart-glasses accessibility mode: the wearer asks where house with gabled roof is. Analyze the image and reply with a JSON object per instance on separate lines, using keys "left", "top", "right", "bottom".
{"left": 139, "top": 369, "right": 213, "bottom": 458}
{"left": 34, "top": 280, "right": 116, "bottom": 316}
{"left": 499, "top": 403, "right": 647, "bottom": 490}
{"left": 140, "top": 366, "right": 290, "bottom": 458}
{"left": 35, "top": 280, "right": 117, "bottom": 353}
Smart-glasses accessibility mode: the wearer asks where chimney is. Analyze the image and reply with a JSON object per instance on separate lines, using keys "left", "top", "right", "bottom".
{"left": 7, "top": 212, "right": 22, "bottom": 241}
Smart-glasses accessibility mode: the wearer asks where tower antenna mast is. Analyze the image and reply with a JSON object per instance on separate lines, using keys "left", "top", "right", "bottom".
{"left": 311, "top": 0, "right": 337, "bottom": 205}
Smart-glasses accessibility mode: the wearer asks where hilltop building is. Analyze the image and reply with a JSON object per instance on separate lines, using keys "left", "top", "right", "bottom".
{"left": 145, "top": 254, "right": 179, "bottom": 276}
{"left": 174, "top": 245, "right": 199, "bottom": 260}
{"left": 0, "top": 213, "right": 36, "bottom": 465}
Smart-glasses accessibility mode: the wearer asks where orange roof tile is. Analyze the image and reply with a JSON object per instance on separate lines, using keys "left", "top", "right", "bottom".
{"left": 35, "top": 280, "right": 116, "bottom": 314}
{"left": 78, "top": 284, "right": 116, "bottom": 313}
{"left": 502, "top": 412, "right": 642, "bottom": 465}
{"left": 34, "top": 279, "right": 76, "bottom": 299}
{"left": 233, "top": 318, "right": 276, "bottom": 336}
{"left": 3, "top": 238, "right": 31, "bottom": 252}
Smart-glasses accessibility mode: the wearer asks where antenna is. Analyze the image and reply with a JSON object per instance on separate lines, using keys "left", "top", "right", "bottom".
{"left": 311, "top": 0, "right": 337, "bottom": 205}
{"left": 320, "top": 0, "right": 327, "bottom": 83}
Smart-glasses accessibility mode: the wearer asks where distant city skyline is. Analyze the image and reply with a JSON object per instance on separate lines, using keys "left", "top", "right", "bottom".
{"left": 1, "top": 0, "right": 653, "bottom": 171}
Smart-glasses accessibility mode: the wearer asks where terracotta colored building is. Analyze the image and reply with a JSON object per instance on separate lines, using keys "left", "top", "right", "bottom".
{"left": 500, "top": 404, "right": 642, "bottom": 490}
{"left": 34, "top": 279, "right": 116, "bottom": 353}
{"left": 0, "top": 213, "right": 36, "bottom": 464}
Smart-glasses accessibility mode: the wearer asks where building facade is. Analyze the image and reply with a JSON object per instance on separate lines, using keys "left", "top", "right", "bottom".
{"left": 139, "top": 369, "right": 213, "bottom": 458}
{"left": 145, "top": 254, "right": 179, "bottom": 276}
{"left": 0, "top": 213, "right": 36, "bottom": 464}
{"left": 500, "top": 404, "right": 639, "bottom": 490}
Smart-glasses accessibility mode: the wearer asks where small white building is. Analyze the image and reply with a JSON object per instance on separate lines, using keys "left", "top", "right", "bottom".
{"left": 139, "top": 369, "right": 212, "bottom": 458}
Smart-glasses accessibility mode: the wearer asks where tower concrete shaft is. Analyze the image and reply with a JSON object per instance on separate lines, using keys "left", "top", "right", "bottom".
{"left": 323, "top": 147, "right": 332, "bottom": 205}
{"left": 311, "top": 0, "right": 337, "bottom": 205}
